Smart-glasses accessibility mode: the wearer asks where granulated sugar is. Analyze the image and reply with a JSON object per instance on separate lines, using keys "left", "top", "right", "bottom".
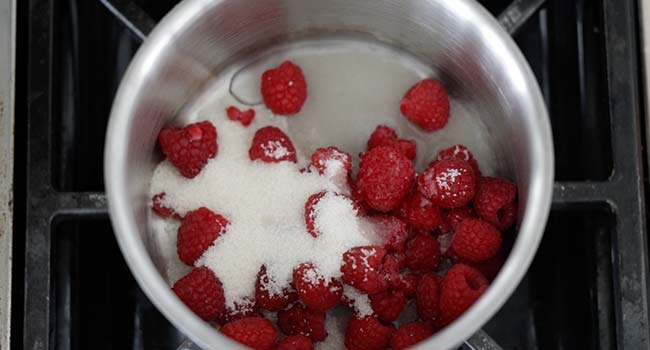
{"left": 150, "top": 96, "right": 376, "bottom": 308}
{"left": 343, "top": 285, "right": 373, "bottom": 317}
{"left": 261, "top": 140, "right": 290, "bottom": 159}
{"left": 435, "top": 168, "right": 461, "bottom": 191}
{"left": 149, "top": 217, "right": 190, "bottom": 284}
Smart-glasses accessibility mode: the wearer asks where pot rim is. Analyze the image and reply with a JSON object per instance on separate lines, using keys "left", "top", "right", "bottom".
{"left": 104, "top": 0, "right": 554, "bottom": 349}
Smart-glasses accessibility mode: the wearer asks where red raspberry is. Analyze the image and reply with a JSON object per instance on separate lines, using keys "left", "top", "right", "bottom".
{"left": 172, "top": 267, "right": 225, "bottom": 320}
{"left": 368, "top": 215, "right": 409, "bottom": 252}
{"left": 226, "top": 106, "right": 256, "bottom": 126}
{"left": 446, "top": 206, "right": 477, "bottom": 230}
{"left": 395, "top": 139, "right": 418, "bottom": 160}
{"left": 415, "top": 272, "right": 440, "bottom": 322}
{"left": 452, "top": 219, "right": 501, "bottom": 263}
{"left": 473, "top": 177, "right": 518, "bottom": 230}
{"left": 293, "top": 263, "right": 342, "bottom": 312}
{"left": 367, "top": 125, "right": 397, "bottom": 148}
{"left": 345, "top": 316, "right": 394, "bottom": 350}
{"left": 255, "top": 265, "right": 299, "bottom": 311}
{"left": 304, "top": 192, "right": 360, "bottom": 238}
{"left": 380, "top": 253, "right": 404, "bottom": 287}
{"left": 393, "top": 272, "right": 421, "bottom": 298}
{"left": 405, "top": 234, "right": 441, "bottom": 271}
{"left": 310, "top": 146, "right": 352, "bottom": 176}
{"left": 249, "top": 126, "right": 297, "bottom": 163}
{"left": 400, "top": 79, "right": 450, "bottom": 131}
{"left": 357, "top": 146, "right": 415, "bottom": 212}
{"left": 275, "top": 335, "right": 314, "bottom": 350}
{"left": 304, "top": 192, "right": 326, "bottom": 238}
{"left": 369, "top": 289, "right": 407, "bottom": 322}
{"left": 221, "top": 317, "right": 278, "bottom": 350}
{"left": 216, "top": 297, "right": 260, "bottom": 325}
{"left": 465, "top": 254, "right": 504, "bottom": 281}
{"left": 177, "top": 207, "right": 229, "bottom": 265}
{"left": 261, "top": 60, "right": 307, "bottom": 115}
{"left": 397, "top": 191, "right": 443, "bottom": 230}
{"left": 439, "top": 264, "right": 489, "bottom": 325}
{"left": 277, "top": 303, "right": 327, "bottom": 342}
{"left": 418, "top": 159, "right": 476, "bottom": 209}
{"left": 152, "top": 192, "right": 180, "bottom": 219}
{"left": 437, "top": 144, "right": 481, "bottom": 176}
{"left": 158, "top": 121, "right": 217, "bottom": 178}
{"left": 438, "top": 206, "right": 476, "bottom": 236}
{"left": 367, "top": 125, "right": 417, "bottom": 160}
{"left": 391, "top": 322, "right": 434, "bottom": 350}
{"left": 390, "top": 250, "right": 408, "bottom": 269}
{"left": 341, "top": 246, "right": 389, "bottom": 294}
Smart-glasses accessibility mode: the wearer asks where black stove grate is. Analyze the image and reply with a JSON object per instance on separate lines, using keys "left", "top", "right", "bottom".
{"left": 12, "top": 0, "right": 649, "bottom": 349}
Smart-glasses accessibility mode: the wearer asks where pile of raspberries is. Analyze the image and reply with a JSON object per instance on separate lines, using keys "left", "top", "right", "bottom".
{"left": 152, "top": 60, "right": 517, "bottom": 350}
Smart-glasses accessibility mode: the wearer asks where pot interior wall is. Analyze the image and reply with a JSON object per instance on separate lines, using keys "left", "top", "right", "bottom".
{"left": 114, "top": 0, "right": 542, "bottom": 331}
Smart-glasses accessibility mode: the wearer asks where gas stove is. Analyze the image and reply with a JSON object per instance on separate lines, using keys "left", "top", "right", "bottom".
{"left": 5, "top": 0, "right": 649, "bottom": 349}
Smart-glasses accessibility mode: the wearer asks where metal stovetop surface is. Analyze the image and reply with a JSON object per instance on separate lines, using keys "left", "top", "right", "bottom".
{"left": 0, "top": 0, "right": 16, "bottom": 349}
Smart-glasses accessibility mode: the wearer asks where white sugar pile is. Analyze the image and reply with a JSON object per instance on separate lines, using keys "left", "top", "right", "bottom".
{"left": 149, "top": 98, "right": 377, "bottom": 309}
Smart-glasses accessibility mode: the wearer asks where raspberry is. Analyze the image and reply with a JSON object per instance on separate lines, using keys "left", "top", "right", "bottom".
{"left": 293, "top": 263, "right": 342, "bottom": 312}
{"left": 152, "top": 192, "right": 180, "bottom": 219}
{"left": 226, "top": 106, "right": 256, "bottom": 126}
{"left": 393, "top": 272, "right": 421, "bottom": 298}
{"left": 438, "top": 206, "right": 476, "bottom": 236}
{"left": 369, "top": 289, "right": 407, "bottom": 322}
{"left": 465, "top": 254, "right": 504, "bottom": 281}
{"left": 172, "top": 267, "right": 225, "bottom": 320}
{"left": 367, "top": 125, "right": 417, "bottom": 160}
{"left": 177, "top": 207, "right": 229, "bottom": 265}
{"left": 341, "top": 246, "right": 389, "bottom": 294}
{"left": 277, "top": 303, "right": 327, "bottom": 342}
{"left": 439, "top": 264, "right": 489, "bottom": 325}
{"left": 437, "top": 144, "right": 481, "bottom": 176}
{"left": 249, "top": 126, "right": 298, "bottom": 163}
{"left": 357, "top": 146, "right": 415, "bottom": 212}
{"left": 345, "top": 315, "right": 394, "bottom": 350}
{"left": 418, "top": 159, "right": 476, "bottom": 209}
{"left": 255, "top": 265, "right": 299, "bottom": 311}
{"left": 304, "top": 192, "right": 326, "bottom": 238}
{"left": 405, "top": 234, "right": 441, "bottom": 271}
{"left": 261, "top": 60, "right": 307, "bottom": 115}
{"left": 391, "top": 322, "right": 434, "bottom": 350}
{"left": 452, "top": 219, "right": 501, "bottom": 263}
{"left": 158, "top": 121, "right": 217, "bottom": 178}
{"left": 275, "top": 335, "right": 314, "bottom": 350}
{"left": 446, "top": 206, "right": 477, "bottom": 230}
{"left": 473, "top": 177, "right": 518, "bottom": 230}
{"left": 400, "top": 79, "right": 450, "bottom": 131}
{"left": 396, "top": 191, "right": 443, "bottom": 230}
{"left": 220, "top": 317, "right": 278, "bottom": 350}
{"left": 390, "top": 250, "right": 408, "bottom": 269}
{"left": 415, "top": 272, "right": 440, "bottom": 322}
{"left": 310, "top": 146, "right": 352, "bottom": 176}
{"left": 304, "top": 192, "right": 360, "bottom": 238}
{"left": 368, "top": 215, "right": 409, "bottom": 252}
{"left": 380, "top": 253, "right": 404, "bottom": 287}
{"left": 216, "top": 297, "right": 260, "bottom": 325}
{"left": 367, "top": 125, "right": 397, "bottom": 148}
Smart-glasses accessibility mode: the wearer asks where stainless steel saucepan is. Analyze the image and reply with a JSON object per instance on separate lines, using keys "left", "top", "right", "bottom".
{"left": 104, "top": 0, "right": 554, "bottom": 349}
